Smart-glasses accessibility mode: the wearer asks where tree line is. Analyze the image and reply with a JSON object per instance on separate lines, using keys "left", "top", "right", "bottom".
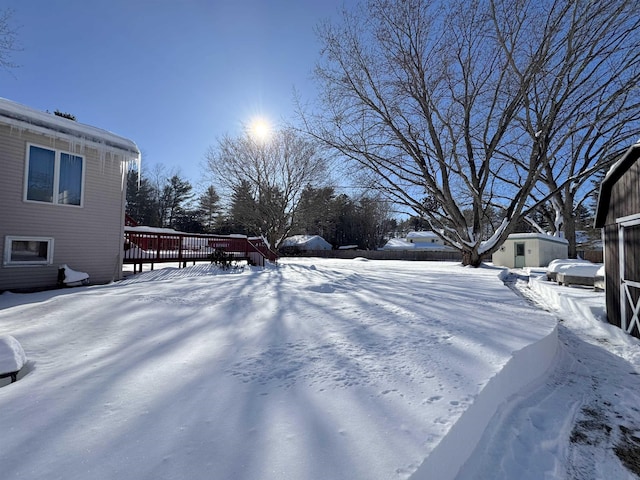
{"left": 125, "top": 163, "right": 396, "bottom": 250}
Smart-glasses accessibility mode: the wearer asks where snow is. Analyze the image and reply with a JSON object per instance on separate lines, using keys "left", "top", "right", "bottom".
{"left": 506, "top": 233, "right": 569, "bottom": 244}
{"left": 0, "top": 97, "right": 139, "bottom": 158}
{"left": 0, "top": 259, "right": 638, "bottom": 479}
{"left": 280, "top": 234, "right": 332, "bottom": 250}
{"left": 59, "top": 264, "right": 90, "bottom": 285}
{"left": 406, "top": 231, "right": 439, "bottom": 240}
{"left": 0, "top": 335, "right": 26, "bottom": 375}
{"left": 382, "top": 238, "right": 454, "bottom": 251}
{"left": 126, "top": 226, "right": 183, "bottom": 235}
{"left": 547, "top": 258, "right": 593, "bottom": 273}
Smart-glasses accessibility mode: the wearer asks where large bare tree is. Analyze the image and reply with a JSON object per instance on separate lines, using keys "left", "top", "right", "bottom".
{"left": 519, "top": 0, "right": 640, "bottom": 256}
{"left": 205, "top": 127, "right": 327, "bottom": 248}
{"left": 308, "top": 0, "right": 640, "bottom": 265}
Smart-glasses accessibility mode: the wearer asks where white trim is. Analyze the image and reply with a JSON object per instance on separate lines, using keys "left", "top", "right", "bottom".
{"left": 24, "top": 143, "right": 86, "bottom": 208}
{"left": 619, "top": 221, "right": 640, "bottom": 334}
{"left": 619, "top": 223, "right": 627, "bottom": 331}
{"left": 616, "top": 213, "right": 640, "bottom": 227}
{"left": 3, "top": 236, "right": 55, "bottom": 266}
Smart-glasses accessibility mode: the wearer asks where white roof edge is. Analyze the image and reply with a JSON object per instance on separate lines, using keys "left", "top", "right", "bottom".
{"left": 507, "top": 233, "right": 568, "bottom": 244}
{"left": 0, "top": 97, "right": 140, "bottom": 157}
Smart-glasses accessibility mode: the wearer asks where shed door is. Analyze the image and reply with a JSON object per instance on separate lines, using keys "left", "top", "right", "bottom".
{"left": 514, "top": 242, "right": 526, "bottom": 268}
{"left": 619, "top": 216, "right": 640, "bottom": 335}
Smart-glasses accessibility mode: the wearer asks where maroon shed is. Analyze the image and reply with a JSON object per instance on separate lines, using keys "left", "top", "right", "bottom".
{"left": 595, "top": 142, "right": 640, "bottom": 338}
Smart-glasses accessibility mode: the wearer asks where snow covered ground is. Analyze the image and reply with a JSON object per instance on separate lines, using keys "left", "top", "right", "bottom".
{"left": 0, "top": 258, "right": 638, "bottom": 479}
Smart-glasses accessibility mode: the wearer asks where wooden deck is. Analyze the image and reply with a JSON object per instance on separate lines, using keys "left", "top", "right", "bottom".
{"left": 123, "top": 229, "right": 278, "bottom": 272}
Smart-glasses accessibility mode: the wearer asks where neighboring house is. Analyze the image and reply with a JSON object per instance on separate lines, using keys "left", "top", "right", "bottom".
{"left": 492, "top": 233, "right": 568, "bottom": 268}
{"left": 0, "top": 98, "right": 140, "bottom": 291}
{"left": 279, "top": 235, "right": 332, "bottom": 254}
{"left": 382, "top": 231, "right": 453, "bottom": 251}
{"left": 595, "top": 141, "right": 640, "bottom": 338}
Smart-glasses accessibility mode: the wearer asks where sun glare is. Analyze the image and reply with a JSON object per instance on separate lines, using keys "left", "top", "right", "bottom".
{"left": 248, "top": 117, "right": 272, "bottom": 142}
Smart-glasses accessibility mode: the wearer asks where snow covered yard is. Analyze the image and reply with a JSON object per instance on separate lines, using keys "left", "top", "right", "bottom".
{"left": 0, "top": 258, "right": 595, "bottom": 480}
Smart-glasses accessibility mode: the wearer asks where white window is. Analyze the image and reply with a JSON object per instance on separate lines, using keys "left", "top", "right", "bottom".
{"left": 25, "top": 144, "right": 84, "bottom": 206}
{"left": 3, "top": 236, "right": 54, "bottom": 266}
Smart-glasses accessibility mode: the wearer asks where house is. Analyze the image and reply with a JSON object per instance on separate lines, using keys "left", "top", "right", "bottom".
{"left": 491, "top": 233, "right": 568, "bottom": 268}
{"left": 279, "top": 235, "right": 332, "bottom": 254}
{"left": 595, "top": 141, "right": 640, "bottom": 338}
{"left": 382, "top": 231, "right": 453, "bottom": 251}
{"left": 0, "top": 98, "right": 140, "bottom": 291}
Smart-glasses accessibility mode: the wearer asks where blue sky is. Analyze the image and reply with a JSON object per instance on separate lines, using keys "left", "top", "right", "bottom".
{"left": 1, "top": 0, "right": 349, "bottom": 188}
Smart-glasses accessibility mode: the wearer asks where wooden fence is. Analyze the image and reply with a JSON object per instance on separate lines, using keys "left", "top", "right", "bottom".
{"left": 279, "top": 249, "right": 464, "bottom": 261}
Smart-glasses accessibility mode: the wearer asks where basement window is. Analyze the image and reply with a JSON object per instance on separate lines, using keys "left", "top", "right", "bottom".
{"left": 3, "top": 236, "right": 54, "bottom": 266}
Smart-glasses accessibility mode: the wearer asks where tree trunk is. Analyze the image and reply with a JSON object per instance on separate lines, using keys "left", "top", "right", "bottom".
{"left": 563, "top": 201, "right": 577, "bottom": 259}
{"left": 461, "top": 249, "right": 483, "bottom": 267}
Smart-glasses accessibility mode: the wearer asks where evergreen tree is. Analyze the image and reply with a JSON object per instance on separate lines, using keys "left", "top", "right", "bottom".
{"left": 197, "top": 185, "right": 221, "bottom": 233}
{"left": 229, "top": 180, "right": 259, "bottom": 236}
{"left": 125, "top": 170, "right": 159, "bottom": 226}
{"left": 160, "top": 175, "right": 194, "bottom": 228}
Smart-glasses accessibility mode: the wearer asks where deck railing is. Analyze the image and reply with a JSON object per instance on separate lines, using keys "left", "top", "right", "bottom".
{"left": 123, "top": 229, "right": 278, "bottom": 272}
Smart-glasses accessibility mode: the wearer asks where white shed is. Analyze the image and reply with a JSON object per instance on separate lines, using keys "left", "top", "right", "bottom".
{"left": 492, "top": 233, "right": 568, "bottom": 268}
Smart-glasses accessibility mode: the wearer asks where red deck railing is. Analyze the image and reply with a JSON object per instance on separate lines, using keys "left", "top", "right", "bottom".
{"left": 123, "top": 228, "right": 278, "bottom": 272}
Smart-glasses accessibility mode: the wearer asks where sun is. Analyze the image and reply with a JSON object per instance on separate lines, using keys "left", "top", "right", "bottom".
{"left": 247, "top": 116, "right": 272, "bottom": 142}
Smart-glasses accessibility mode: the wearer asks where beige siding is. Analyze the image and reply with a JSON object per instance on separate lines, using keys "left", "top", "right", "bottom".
{"left": 0, "top": 125, "right": 127, "bottom": 291}
{"left": 492, "top": 235, "right": 568, "bottom": 268}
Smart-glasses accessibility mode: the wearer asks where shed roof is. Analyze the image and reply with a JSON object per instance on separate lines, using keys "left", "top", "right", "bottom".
{"left": 595, "top": 142, "right": 640, "bottom": 228}
{"left": 506, "top": 233, "right": 568, "bottom": 244}
{"left": 0, "top": 97, "right": 140, "bottom": 158}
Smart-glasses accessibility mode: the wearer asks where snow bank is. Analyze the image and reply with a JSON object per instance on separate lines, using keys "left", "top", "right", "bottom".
{"left": 529, "top": 275, "right": 606, "bottom": 326}
{"left": 410, "top": 322, "right": 558, "bottom": 480}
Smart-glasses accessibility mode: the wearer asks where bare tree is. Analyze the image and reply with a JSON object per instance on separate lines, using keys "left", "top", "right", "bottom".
{"left": 518, "top": 0, "right": 640, "bottom": 256}
{"left": 205, "top": 127, "right": 327, "bottom": 247}
{"left": 308, "top": 0, "right": 640, "bottom": 266}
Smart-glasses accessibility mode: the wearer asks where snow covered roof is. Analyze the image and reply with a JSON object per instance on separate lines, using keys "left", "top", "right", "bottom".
{"left": 382, "top": 238, "right": 454, "bottom": 251}
{"left": 406, "top": 231, "right": 439, "bottom": 240}
{"left": 506, "top": 233, "right": 568, "bottom": 244}
{"left": 280, "top": 235, "right": 332, "bottom": 250}
{"left": 125, "top": 226, "right": 183, "bottom": 235}
{"left": 0, "top": 97, "right": 140, "bottom": 159}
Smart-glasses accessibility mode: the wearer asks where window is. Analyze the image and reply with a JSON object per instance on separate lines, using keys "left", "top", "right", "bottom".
{"left": 25, "top": 145, "right": 84, "bottom": 206}
{"left": 3, "top": 236, "right": 54, "bottom": 266}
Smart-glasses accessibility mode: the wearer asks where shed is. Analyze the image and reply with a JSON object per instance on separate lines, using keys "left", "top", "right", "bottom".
{"left": 492, "top": 233, "right": 568, "bottom": 268}
{"left": 595, "top": 141, "right": 640, "bottom": 338}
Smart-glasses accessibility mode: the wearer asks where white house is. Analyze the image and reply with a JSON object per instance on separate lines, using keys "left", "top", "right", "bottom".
{"left": 492, "top": 233, "right": 568, "bottom": 268}
{"left": 382, "top": 231, "right": 453, "bottom": 251}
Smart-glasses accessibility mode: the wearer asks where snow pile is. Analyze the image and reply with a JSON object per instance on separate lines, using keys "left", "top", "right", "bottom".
{"left": 546, "top": 258, "right": 592, "bottom": 273}
{"left": 0, "top": 335, "right": 26, "bottom": 376}
{"left": 528, "top": 274, "right": 606, "bottom": 323}
{"left": 457, "top": 272, "right": 640, "bottom": 480}
{"left": 59, "top": 264, "right": 90, "bottom": 286}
